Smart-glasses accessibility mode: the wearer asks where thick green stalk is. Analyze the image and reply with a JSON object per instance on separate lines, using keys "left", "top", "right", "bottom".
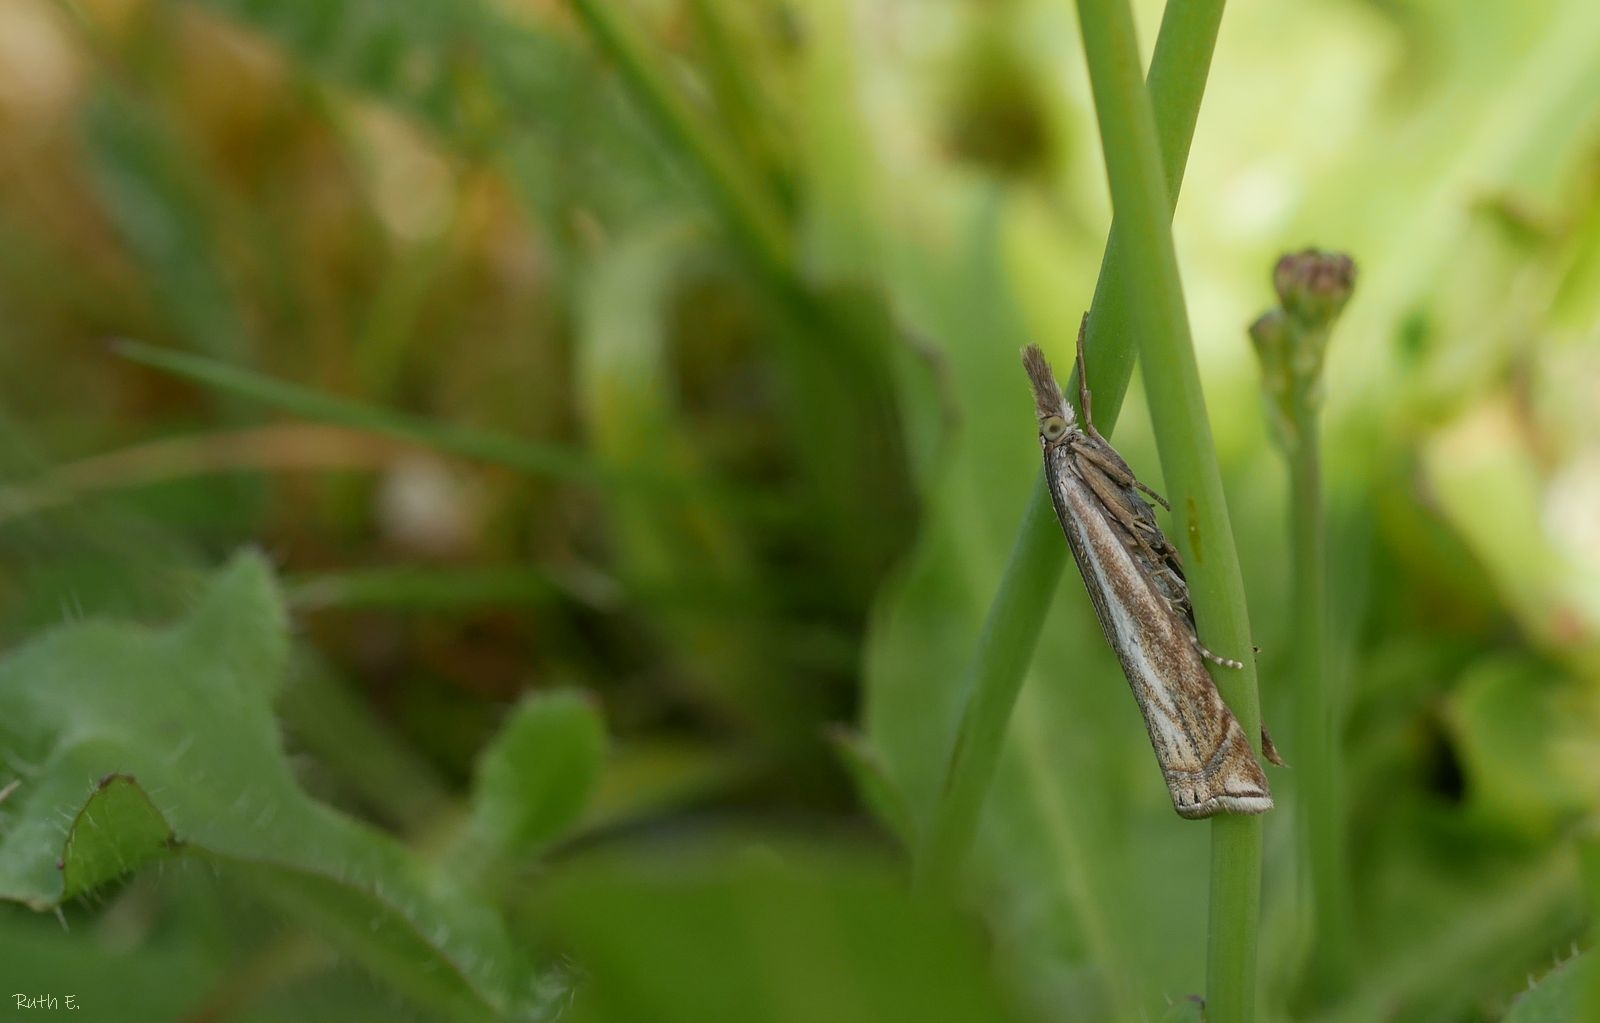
{"left": 1072, "top": 2, "right": 1263, "bottom": 1022}
{"left": 916, "top": 0, "right": 1226, "bottom": 900}
{"left": 1073, "top": 0, "right": 1229, "bottom": 419}
{"left": 1291, "top": 414, "right": 1352, "bottom": 994}
{"left": 918, "top": 482, "right": 1065, "bottom": 893}
{"left": 1250, "top": 251, "right": 1356, "bottom": 1004}
{"left": 684, "top": 0, "right": 782, "bottom": 197}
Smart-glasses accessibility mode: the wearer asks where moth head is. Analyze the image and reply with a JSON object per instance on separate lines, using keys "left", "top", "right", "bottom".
{"left": 1021, "top": 344, "right": 1075, "bottom": 444}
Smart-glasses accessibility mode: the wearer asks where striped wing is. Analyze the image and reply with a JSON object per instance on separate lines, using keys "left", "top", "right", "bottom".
{"left": 1043, "top": 445, "right": 1270, "bottom": 818}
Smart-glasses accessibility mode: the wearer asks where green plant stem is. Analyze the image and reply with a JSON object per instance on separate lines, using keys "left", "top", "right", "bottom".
{"left": 684, "top": 0, "right": 779, "bottom": 191}
{"left": 918, "top": 482, "right": 1065, "bottom": 894}
{"left": 1290, "top": 412, "right": 1352, "bottom": 996}
{"left": 1071, "top": 2, "right": 1263, "bottom": 1022}
{"left": 916, "top": 0, "right": 1227, "bottom": 896}
{"left": 568, "top": 0, "right": 792, "bottom": 283}
{"left": 1072, "top": 0, "right": 1228, "bottom": 419}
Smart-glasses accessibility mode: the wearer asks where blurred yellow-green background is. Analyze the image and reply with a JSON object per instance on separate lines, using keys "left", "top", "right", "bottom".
{"left": 2, "top": 1, "right": 1600, "bottom": 1021}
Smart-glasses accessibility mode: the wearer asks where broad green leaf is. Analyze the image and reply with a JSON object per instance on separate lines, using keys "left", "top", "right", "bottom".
{"left": 1298, "top": 850, "right": 1581, "bottom": 1023}
{"left": 1423, "top": 396, "right": 1600, "bottom": 663}
{"left": 539, "top": 842, "right": 1027, "bottom": 1023}
{"left": 0, "top": 897, "right": 224, "bottom": 1021}
{"left": 1445, "top": 656, "right": 1600, "bottom": 837}
{"left": 1504, "top": 952, "right": 1593, "bottom": 1023}
{"left": 459, "top": 689, "right": 606, "bottom": 874}
{"left": 0, "top": 553, "right": 561, "bottom": 1021}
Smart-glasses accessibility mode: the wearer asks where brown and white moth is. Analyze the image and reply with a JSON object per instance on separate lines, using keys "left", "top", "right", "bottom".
{"left": 1023, "top": 323, "right": 1280, "bottom": 819}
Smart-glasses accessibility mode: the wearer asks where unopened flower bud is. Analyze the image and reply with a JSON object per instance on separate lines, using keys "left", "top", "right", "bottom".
{"left": 1249, "top": 308, "right": 1291, "bottom": 371}
{"left": 1273, "top": 249, "right": 1356, "bottom": 327}
{"left": 1250, "top": 249, "right": 1356, "bottom": 453}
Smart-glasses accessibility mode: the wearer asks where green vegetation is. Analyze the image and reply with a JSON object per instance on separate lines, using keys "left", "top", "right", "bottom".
{"left": 3, "top": 1, "right": 1600, "bottom": 1021}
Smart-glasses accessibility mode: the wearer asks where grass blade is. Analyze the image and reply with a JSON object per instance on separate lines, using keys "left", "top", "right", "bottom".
{"left": 1071, "top": 1, "right": 1265, "bottom": 1020}
{"left": 916, "top": 0, "right": 1227, "bottom": 904}
{"left": 113, "top": 339, "right": 775, "bottom": 513}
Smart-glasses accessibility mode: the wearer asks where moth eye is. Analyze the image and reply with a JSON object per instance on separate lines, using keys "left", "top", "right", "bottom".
{"left": 1041, "top": 416, "right": 1068, "bottom": 441}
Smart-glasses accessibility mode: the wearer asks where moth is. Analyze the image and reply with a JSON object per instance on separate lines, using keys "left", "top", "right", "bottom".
{"left": 1023, "top": 322, "right": 1280, "bottom": 818}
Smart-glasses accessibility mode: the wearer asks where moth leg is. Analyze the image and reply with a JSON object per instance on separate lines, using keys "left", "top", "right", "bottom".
{"left": 1076, "top": 458, "right": 1186, "bottom": 590}
{"left": 1079, "top": 464, "right": 1147, "bottom": 535}
{"left": 1071, "top": 318, "right": 1168, "bottom": 524}
{"left": 1130, "top": 477, "right": 1171, "bottom": 512}
{"left": 1072, "top": 448, "right": 1160, "bottom": 536}
{"left": 1073, "top": 439, "right": 1173, "bottom": 512}
{"left": 1151, "top": 575, "right": 1243, "bottom": 673}
{"left": 1087, "top": 483, "right": 1179, "bottom": 584}
{"left": 1165, "top": 574, "right": 1240, "bottom": 668}
{"left": 1192, "top": 634, "right": 1244, "bottom": 670}
{"left": 1152, "top": 568, "right": 1193, "bottom": 608}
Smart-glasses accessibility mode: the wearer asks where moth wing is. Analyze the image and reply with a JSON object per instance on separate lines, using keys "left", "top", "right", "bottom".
{"left": 1044, "top": 447, "right": 1271, "bottom": 818}
{"left": 1067, "top": 436, "right": 1198, "bottom": 623}
{"left": 1167, "top": 707, "right": 1272, "bottom": 818}
{"left": 1042, "top": 447, "right": 1124, "bottom": 653}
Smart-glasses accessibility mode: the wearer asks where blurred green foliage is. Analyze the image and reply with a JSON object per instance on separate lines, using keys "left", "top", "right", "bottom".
{"left": 0, "top": 0, "right": 1598, "bottom": 1020}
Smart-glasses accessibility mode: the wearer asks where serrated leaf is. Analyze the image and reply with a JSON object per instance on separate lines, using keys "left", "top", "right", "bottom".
{"left": 59, "top": 774, "right": 178, "bottom": 901}
{"left": 1503, "top": 952, "right": 1593, "bottom": 1022}
{"left": 0, "top": 552, "right": 561, "bottom": 1021}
